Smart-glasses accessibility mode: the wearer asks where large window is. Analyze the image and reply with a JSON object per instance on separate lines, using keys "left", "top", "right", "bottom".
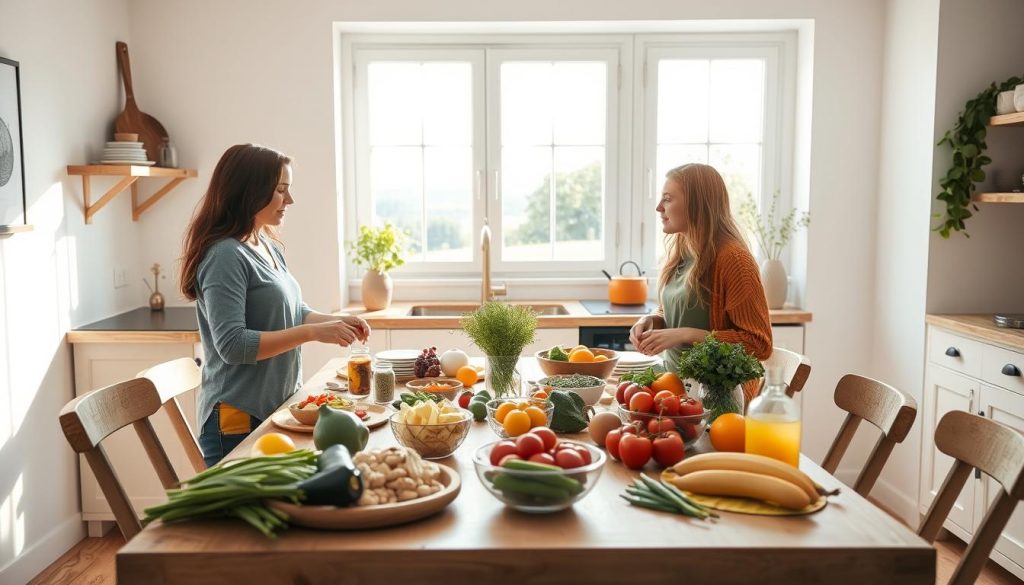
{"left": 345, "top": 34, "right": 791, "bottom": 278}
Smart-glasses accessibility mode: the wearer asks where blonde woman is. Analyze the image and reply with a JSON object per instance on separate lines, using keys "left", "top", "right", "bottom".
{"left": 629, "top": 163, "right": 772, "bottom": 402}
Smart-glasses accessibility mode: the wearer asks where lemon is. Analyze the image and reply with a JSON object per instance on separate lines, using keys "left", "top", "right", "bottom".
{"left": 252, "top": 432, "right": 296, "bottom": 456}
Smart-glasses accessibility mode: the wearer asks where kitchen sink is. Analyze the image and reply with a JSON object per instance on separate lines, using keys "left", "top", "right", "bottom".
{"left": 407, "top": 304, "right": 570, "bottom": 317}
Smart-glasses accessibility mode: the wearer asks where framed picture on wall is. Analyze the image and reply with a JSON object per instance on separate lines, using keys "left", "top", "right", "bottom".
{"left": 0, "top": 56, "right": 31, "bottom": 237}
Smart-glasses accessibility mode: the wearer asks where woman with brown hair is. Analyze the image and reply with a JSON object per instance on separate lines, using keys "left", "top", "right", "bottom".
{"left": 629, "top": 163, "right": 772, "bottom": 402}
{"left": 181, "top": 143, "right": 369, "bottom": 466}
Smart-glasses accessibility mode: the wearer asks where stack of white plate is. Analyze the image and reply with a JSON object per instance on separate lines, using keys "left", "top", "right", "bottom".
{"left": 373, "top": 349, "right": 421, "bottom": 378}
{"left": 613, "top": 351, "right": 662, "bottom": 378}
{"left": 101, "top": 141, "right": 154, "bottom": 166}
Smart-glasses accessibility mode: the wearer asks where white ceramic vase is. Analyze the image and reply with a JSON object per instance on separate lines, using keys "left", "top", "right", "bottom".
{"left": 1014, "top": 84, "right": 1024, "bottom": 113}
{"left": 361, "top": 270, "right": 393, "bottom": 311}
{"left": 760, "top": 258, "right": 787, "bottom": 310}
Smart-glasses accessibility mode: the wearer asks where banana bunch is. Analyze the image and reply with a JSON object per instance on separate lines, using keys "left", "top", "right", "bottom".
{"left": 667, "top": 453, "right": 821, "bottom": 510}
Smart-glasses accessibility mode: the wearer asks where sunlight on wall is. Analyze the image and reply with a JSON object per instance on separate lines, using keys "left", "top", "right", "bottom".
{"left": 0, "top": 474, "right": 25, "bottom": 561}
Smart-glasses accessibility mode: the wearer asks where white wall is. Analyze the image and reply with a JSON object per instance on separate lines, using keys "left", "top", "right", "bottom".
{"left": 0, "top": 0, "right": 137, "bottom": 582}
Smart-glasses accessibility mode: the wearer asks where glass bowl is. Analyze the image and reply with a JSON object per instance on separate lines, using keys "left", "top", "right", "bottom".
{"left": 485, "top": 398, "right": 555, "bottom": 438}
{"left": 389, "top": 411, "right": 473, "bottom": 459}
{"left": 615, "top": 403, "right": 711, "bottom": 446}
{"left": 473, "top": 439, "right": 607, "bottom": 513}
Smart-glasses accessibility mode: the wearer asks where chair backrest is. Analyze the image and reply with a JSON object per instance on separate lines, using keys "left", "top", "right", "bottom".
{"left": 138, "top": 357, "right": 205, "bottom": 473}
{"left": 918, "top": 410, "right": 1024, "bottom": 585}
{"left": 820, "top": 374, "right": 917, "bottom": 497}
{"left": 761, "top": 347, "right": 811, "bottom": 397}
{"left": 59, "top": 377, "right": 179, "bottom": 540}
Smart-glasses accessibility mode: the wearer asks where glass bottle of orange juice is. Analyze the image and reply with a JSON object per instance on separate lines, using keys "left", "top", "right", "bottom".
{"left": 745, "top": 365, "right": 801, "bottom": 467}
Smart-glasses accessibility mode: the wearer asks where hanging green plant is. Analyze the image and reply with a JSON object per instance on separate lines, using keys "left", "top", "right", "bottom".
{"left": 935, "top": 75, "right": 1023, "bottom": 238}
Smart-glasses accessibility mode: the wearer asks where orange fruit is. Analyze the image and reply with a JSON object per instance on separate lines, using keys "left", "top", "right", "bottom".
{"left": 568, "top": 348, "right": 595, "bottom": 363}
{"left": 524, "top": 406, "right": 547, "bottom": 427}
{"left": 456, "top": 365, "right": 479, "bottom": 387}
{"left": 252, "top": 432, "right": 296, "bottom": 456}
{"left": 709, "top": 413, "right": 746, "bottom": 453}
{"left": 651, "top": 372, "right": 687, "bottom": 396}
{"left": 503, "top": 410, "right": 532, "bottom": 436}
{"left": 532, "top": 389, "right": 549, "bottom": 400}
{"left": 494, "top": 402, "right": 516, "bottom": 423}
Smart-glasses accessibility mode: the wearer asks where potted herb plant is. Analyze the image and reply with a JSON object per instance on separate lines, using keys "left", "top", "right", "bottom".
{"left": 677, "top": 334, "right": 765, "bottom": 423}
{"left": 346, "top": 223, "right": 407, "bottom": 311}
{"left": 460, "top": 303, "right": 538, "bottom": 398}
{"left": 737, "top": 191, "right": 810, "bottom": 309}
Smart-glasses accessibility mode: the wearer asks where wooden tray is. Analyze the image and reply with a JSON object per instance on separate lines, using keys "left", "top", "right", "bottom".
{"left": 268, "top": 464, "right": 461, "bottom": 530}
{"left": 270, "top": 403, "right": 390, "bottom": 433}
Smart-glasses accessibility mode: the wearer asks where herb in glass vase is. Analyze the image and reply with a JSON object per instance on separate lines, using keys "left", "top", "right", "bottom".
{"left": 460, "top": 303, "right": 538, "bottom": 398}
{"left": 677, "top": 334, "right": 764, "bottom": 423}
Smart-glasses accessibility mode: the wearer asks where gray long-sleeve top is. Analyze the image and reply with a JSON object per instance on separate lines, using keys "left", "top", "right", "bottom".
{"left": 195, "top": 236, "right": 311, "bottom": 429}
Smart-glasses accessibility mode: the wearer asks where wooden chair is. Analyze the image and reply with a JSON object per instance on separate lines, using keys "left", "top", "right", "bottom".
{"left": 918, "top": 410, "right": 1024, "bottom": 585}
{"left": 138, "top": 357, "right": 205, "bottom": 473}
{"left": 821, "top": 374, "right": 917, "bottom": 497}
{"left": 59, "top": 377, "right": 180, "bottom": 540}
{"left": 761, "top": 346, "right": 811, "bottom": 397}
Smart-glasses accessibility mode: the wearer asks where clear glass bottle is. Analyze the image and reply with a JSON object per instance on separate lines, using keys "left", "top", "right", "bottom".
{"left": 745, "top": 365, "right": 801, "bottom": 467}
{"left": 158, "top": 137, "right": 178, "bottom": 168}
{"left": 347, "top": 345, "right": 372, "bottom": 396}
{"left": 373, "top": 361, "right": 395, "bottom": 405}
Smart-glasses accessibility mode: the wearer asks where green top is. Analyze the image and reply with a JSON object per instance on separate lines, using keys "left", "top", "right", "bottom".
{"left": 660, "top": 259, "right": 710, "bottom": 373}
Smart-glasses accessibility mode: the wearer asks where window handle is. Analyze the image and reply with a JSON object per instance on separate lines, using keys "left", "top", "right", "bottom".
{"left": 1002, "top": 363, "right": 1022, "bottom": 377}
{"left": 945, "top": 346, "right": 960, "bottom": 358}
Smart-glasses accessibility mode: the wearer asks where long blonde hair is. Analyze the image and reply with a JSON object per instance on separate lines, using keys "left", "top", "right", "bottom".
{"left": 658, "top": 163, "right": 749, "bottom": 304}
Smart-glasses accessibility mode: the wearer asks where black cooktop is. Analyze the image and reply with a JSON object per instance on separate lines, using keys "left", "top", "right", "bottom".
{"left": 581, "top": 300, "right": 657, "bottom": 315}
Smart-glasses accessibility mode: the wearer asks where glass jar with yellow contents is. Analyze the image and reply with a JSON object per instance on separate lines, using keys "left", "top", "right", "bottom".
{"left": 347, "top": 345, "right": 372, "bottom": 396}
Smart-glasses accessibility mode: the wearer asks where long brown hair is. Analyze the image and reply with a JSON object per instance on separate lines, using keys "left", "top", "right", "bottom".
{"left": 658, "top": 163, "right": 749, "bottom": 304}
{"left": 180, "top": 144, "right": 292, "bottom": 300}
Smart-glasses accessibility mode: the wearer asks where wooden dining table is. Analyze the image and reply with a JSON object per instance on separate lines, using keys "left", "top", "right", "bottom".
{"left": 117, "top": 357, "right": 935, "bottom": 584}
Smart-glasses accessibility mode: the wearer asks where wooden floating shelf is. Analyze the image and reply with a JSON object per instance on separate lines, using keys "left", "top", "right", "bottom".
{"left": 66, "top": 165, "right": 197, "bottom": 224}
{"left": 989, "top": 112, "right": 1024, "bottom": 127}
{"left": 973, "top": 192, "right": 1024, "bottom": 203}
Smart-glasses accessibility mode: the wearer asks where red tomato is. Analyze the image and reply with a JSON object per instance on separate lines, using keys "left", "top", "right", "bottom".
{"left": 555, "top": 448, "right": 585, "bottom": 469}
{"left": 652, "top": 433, "right": 685, "bottom": 467}
{"left": 678, "top": 397, "right": 704, "bottom": 417}
{"left": 498, "top": 454, "right": 522, "bottom": 466}
{"left": 528, "top": 452, "right": 556, "bottom": 466}
{"left": 615, "top": 381, "right": 632, "bottom": 404}
{"left": 531, "top": 427, "right": 558, "bottom": 451}
{"left": 654, "top": 392, "right": 681, "bottom": 416}
{"left": 569, "top": 444, "right": 593, "bottom": 465}
{"left": 618, "top": 434, "right": 653, "bottom": 470}
{"left": 629, "top": 391, "right": 655, "bottom": 414}
{"left": 625, "top": 383, "right": 651, "bottom": 405}
{"left": 605, "top": 429, "right": 623, "bottom": 460}
{"left": 676, "top": 422, "right": 698, "bottom": 441}
{"left": 489, "top": 440, "right": 519, "bottom": 466}
{"left": 619, "top": 423, "right": 639, "bottom": 435}
{"left": 515, "top": 433, "right": 545, "bottom": 459}
{"left": 647, "top": 418, "right": 676, "bottom": 435}
{"left": 457, "top": 391, "right": 473, "bottom": 409}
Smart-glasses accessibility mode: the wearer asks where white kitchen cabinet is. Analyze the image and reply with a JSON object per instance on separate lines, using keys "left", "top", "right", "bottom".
{"left": 978, "top": 383, "right": 1024, "bottom": 574}
{"left": 386, "top": 328, "right": 579, "bottom": 358}
{"left": 71, "top": 341, "right": 201, "bottom": 535}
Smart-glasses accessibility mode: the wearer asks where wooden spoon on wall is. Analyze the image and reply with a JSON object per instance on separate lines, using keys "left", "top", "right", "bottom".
{"left": 114, "top": 42, "right": 168, "bottom": 163}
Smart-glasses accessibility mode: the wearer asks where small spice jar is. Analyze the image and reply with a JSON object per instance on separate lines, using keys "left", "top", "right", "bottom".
{"left": 373, "top": 361, "right": 396, "bottom": 405}
{"left": 347, "top": 345, "right": 372, "bottom": 395}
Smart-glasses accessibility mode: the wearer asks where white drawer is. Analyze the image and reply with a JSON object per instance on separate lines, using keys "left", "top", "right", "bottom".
{"left": 928, "top": 327, "right": 984, "bottom": 378}
{"left": 982, "top": 344, "right": 1024, "bottom": 396}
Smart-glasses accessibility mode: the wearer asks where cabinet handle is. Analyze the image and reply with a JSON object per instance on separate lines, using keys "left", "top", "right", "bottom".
{"left": 945, "top": 346, "right": 961, "bottom": 358}
{"left": 1002, "top": 363, "right": 1021, "bottom": 377}
{"left": 194, "top": 357, "right": 202, "bottom": 367}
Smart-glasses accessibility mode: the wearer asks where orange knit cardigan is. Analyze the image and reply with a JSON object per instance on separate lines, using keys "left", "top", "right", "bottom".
{"left": 659, "top": 239, "right": 773, "bottom": 403}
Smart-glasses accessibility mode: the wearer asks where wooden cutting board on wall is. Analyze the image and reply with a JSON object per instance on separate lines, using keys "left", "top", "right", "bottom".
{"left": 114, "top": 42, "right": 168, "bottom": 163}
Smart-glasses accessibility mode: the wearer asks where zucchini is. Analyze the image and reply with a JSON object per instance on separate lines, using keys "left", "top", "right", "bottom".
{"left": 295, "top": 444, "right": 363, "bottom": 507}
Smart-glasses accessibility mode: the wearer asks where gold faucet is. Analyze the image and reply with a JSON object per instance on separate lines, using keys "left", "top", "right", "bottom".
{"left": 480, "top": 221, "right": 507, "bottom": 305}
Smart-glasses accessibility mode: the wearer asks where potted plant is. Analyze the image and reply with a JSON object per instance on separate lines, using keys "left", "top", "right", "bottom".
{"left": 677, "top": 334, "right": 765, "bottom": 423}
{"left": 737, "top": 191, "right": 810, "bottom": 309}
{"left": 460, "top": 303, "right": 538, "bottom": 398}
{"left": 346, "top": 223, "right": 407, "bottom": 311}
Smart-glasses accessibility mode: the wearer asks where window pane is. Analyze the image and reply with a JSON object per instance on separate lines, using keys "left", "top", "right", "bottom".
{"left": 554, "top": 147, "right": 604, "bottom": 261}
{"left": 709, "top": 59, "right": 765, "bottom": 143}
{"left": 502, "top": 146, "right": 552, "bottom": 261}
{"left": 709, "top": 143, "right": 761, "bottom": 212}
{"left": 552, "top": 62, "right": 606, "bottom": 145}
{"left": 371, "top": 146, "right": 423, "bottom": 259}
{"left": 656, "top": 145, "right": 708, "bottom": 186}
{"left": 422, "top": 62, "right": 473, "bottom": 146}
{"left": 501, "top": 62, "right": 553, "bottom": 146}
{"left": 424, "top": 146, "right": 473, "bottom": 261}
{"left": 657, "top": 60, "right": 709, "bottom": 144}
{"left": 368, "top": 63, "right": 422, "bottom": 145}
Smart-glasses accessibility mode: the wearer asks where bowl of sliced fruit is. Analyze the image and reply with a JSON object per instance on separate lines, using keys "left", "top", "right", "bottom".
{"left": 474, "top": 430, "right": 606, "bottom": 513}
{"left": 391, "top": 399, "right": 473, "bottom": 459}
{"left": 288, "top": 393, "right": 354, "bottom": 426}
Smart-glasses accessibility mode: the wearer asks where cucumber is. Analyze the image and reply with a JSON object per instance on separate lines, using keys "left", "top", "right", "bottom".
{"left": 492, "top": 473, "right": 572, "bottom": 501}
{"left": 501, "top": 459, "right": 584, "bottom": 494}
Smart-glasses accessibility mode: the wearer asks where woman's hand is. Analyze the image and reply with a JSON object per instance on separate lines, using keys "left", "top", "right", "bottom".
{"left": 629, "top": 315, "right": 665, "bottom": 349}
{"left": 306, "top": 320, "right": 362, "bottom": 346}
{"left": 340, "top": 315, "right": 371, "bottom": 343}
{"left": 636, "top": 327, "right": 705, "bottom": 356}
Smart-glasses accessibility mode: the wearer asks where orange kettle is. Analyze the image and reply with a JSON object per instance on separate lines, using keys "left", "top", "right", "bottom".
{"left": 605, "top": 261, "right": 648, "bottom": 305}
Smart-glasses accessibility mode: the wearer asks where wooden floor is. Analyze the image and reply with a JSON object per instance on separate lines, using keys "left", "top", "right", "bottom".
{"left": 28, "top": 526, "right": 1022, "bottom": 585}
